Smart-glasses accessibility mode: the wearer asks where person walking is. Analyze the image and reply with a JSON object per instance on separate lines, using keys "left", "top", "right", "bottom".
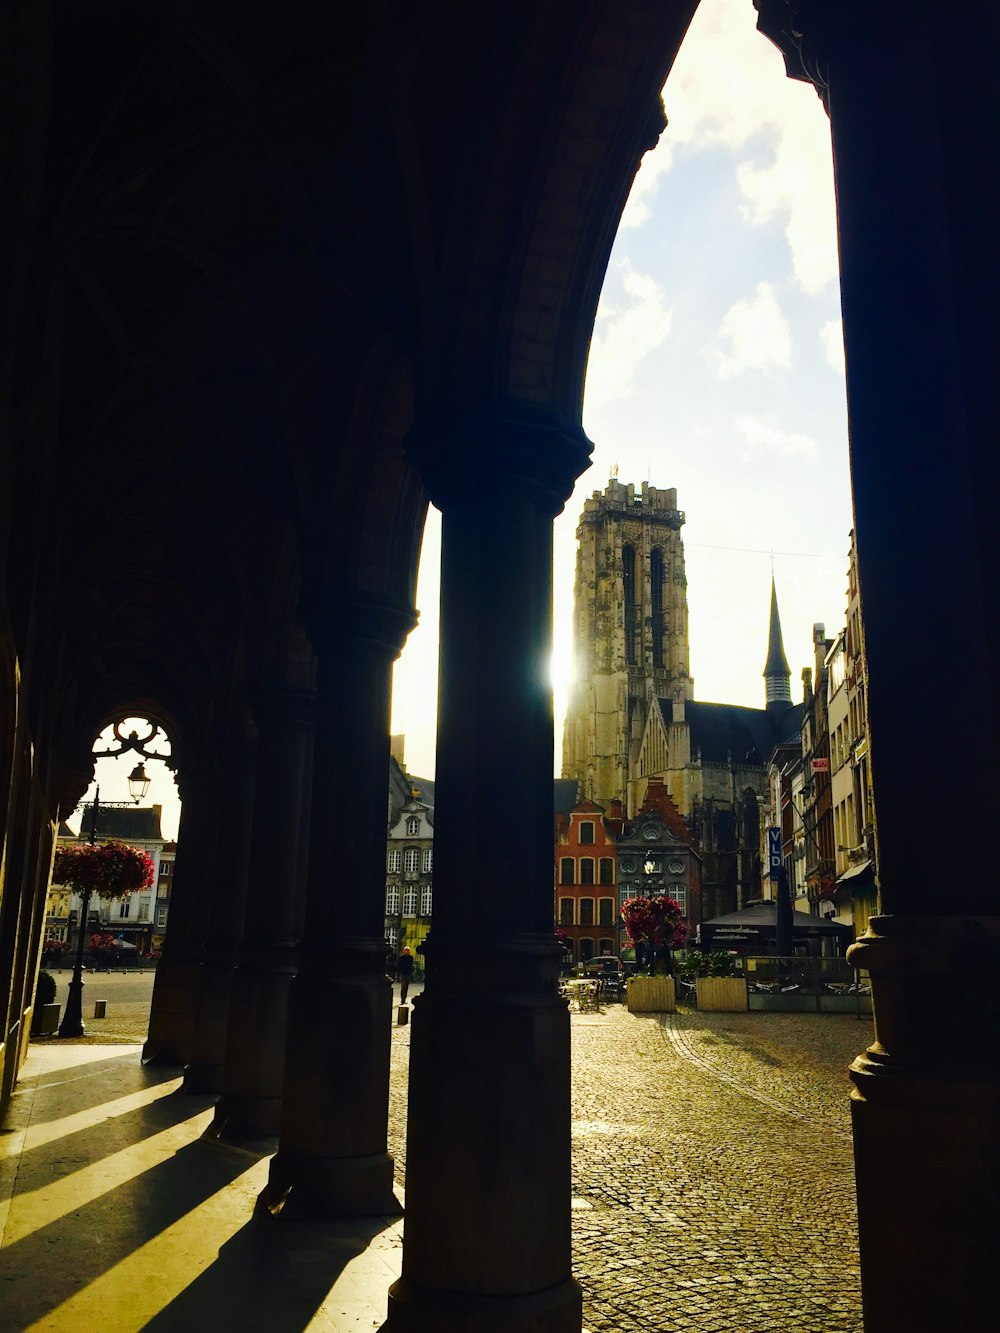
{"left": 397, "top": 946, "right": 414, "bottom": 1003}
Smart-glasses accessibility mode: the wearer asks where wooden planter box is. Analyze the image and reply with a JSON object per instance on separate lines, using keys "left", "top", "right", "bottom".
{"left": 696, "top": 976, "right": 748, "bottom": 1012}
{"left": 626, "top": 975, "right": 676, "bottom": 1013}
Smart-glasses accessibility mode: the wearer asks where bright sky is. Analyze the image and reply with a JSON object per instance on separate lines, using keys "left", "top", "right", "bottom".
{"left": 391, "top": 0, "right": 853, "bottom": 783}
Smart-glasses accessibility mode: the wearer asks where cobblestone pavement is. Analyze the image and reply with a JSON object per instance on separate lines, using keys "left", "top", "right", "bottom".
{"left": 39, "top": 976, "right": 867, "bottom": 1330}
{"left": 391, "top": 999, "right": 867, "bottom": 1333}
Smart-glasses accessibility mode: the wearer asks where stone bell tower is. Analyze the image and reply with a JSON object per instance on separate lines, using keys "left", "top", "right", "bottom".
{"left": 561, "top": 479, "right": 692, "bottom": 809}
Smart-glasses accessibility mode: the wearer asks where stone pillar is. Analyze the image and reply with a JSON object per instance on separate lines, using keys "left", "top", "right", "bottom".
{"left": 755, "top": 5, "right": 1000, "bottom": 1328}
{"left": 384, "top": 416, "right": 590, "bottom": 1332}
{"left": 259, "top": 602, "right": 415, "bottom": 1216}
{"left": 183, "top": 728, "right": 257, "bottom": 1093}
{"left": 211, "top": 682, "right": 314, "bottom": 1138}
{"left": 143, "top": 764, "right": 219, "bottom": 1066}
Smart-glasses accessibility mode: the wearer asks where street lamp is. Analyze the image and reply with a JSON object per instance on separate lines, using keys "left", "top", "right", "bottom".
{"left": 58, "top": 787, "right": 102, "bottom": 1038}
{"left": 127, "top": 763, "right": 151, "bottom": 803}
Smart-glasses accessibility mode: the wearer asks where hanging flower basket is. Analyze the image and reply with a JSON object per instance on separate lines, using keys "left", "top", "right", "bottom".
{"left": 52, "top": 839, "right": 154, "bottom": 899}
{"left": 620, "top": 895, "right": 688, "bottom": 974}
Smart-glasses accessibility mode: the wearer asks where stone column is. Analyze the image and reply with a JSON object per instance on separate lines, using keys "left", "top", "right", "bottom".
{"left": 384, "top": 416, "right": 590, "bottom": 1332}
{"left": 259, "top": 602, "right": 415, "bottom": 1216}
{"left": 756, "top": 5, "right": 1000, "bottom": 1329}
{"left": 183, "top": 727, "right": 257, "bottom": 1093}
{"left": 143, "top": 764, "right": 219, "bottom": 1066}
{"left": 211, "top": 682, "right": 314, "bottom": 1138}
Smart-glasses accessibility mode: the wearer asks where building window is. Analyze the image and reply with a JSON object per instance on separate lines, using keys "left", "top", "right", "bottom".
{"left": 386, "top": 883, "right": 400, "bottom": 915}
{"left": 559, "top": 898, "right": 574, "bottom": 926}
{"left": 420, "top": 884, "right": 433, "bottom": 916}
{"left": 579, "top": 822, "right": 595, "bottom": 845}
{"left": 619, "top": 884, "right": 632, "bottom": 907}
{"left": 598, "top": 897, "right": 614, "bottom": 926}
{"left": 406, "top": 815, "right": 420, "bottom": 836}
{"left": 387, "top": 848, "right": 401, "bottom": 873}
{"left": 580, "top": 858, "right": 595, "bottom": 885}
{"left": 559, "top": 857, "right": 574, "bottom": 885}
{"left": 599, "top": 938, "right": 615, "bottom": 957}
{"left": 403, "top": 847, "right": 419, "bottom": 875}
{"left": 161, "top": 861, "right": 171, "bottom": 875}
{"left": 669, "top": 884, "right": 688, "bottom": 913}
{"left": 385, "top": 925, "right": 398, "bottom": 951}
{"left": 623, "top": 545, "right": 637, "bottom": 665}
{"left": 599, "top": 857, "right": 614, "bottom": 885}
{"left": 402, "top": 885, "right": 418, "bottom": 917}
{"left": 651, "top": 547, "right": 665, "bottom": 668}
{"left": 156, "top": 906, "right": 167, "bottom": 928}
{"left": 422, "top": 847, "right": 433, "bottom": 873}
{"left": 579, "top": 898, "right": 595, "bottom": 926}
{"left": 137, "top": 902, "right": 149, "bottom": 922}
{"left": 119, "top": 901, "right": 130, "bottom": 918}
{"left": 580, "top": 937, "right": 596, "bottom": 962}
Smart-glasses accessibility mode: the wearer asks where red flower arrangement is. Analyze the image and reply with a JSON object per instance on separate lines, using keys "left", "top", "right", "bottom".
{"left": 52, "top": 839, "right": 155, "bottom": 899}
{"left": 620, "top": 895, "right": 688, "bottom": 951}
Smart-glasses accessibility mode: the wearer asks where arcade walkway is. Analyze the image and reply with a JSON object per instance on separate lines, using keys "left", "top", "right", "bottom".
{"left": 1, "top": 995, "right": 865, "bottom": 1332}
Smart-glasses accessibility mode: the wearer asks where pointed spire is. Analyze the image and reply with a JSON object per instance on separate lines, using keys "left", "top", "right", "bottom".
{"left": 763, "top": 578, "right": 792, "bottom": 708}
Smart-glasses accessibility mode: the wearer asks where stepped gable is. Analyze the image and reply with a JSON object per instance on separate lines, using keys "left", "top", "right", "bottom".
{"left": 635, "top": 776, "right": 690, "bottom": 842}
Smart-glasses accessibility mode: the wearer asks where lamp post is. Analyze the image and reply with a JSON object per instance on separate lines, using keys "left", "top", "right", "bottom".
{"left": 58, "top": 788, "right": 101, "bottom": 1038}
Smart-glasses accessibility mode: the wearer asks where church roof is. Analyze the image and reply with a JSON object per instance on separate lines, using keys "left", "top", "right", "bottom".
{"left": 763, "top": 578, "right": 792, "bottom": 679}
{"left": 659, "top": 698, "right": 802, "bottom": 766}
{"left": 553, "top": 779, "right": 580, "bottom": 818}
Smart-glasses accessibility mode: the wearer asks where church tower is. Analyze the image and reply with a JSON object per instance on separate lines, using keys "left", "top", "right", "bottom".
{"left": 561, "top": 479, "right": 691, "bottom": 808}
{"left": 763, "top": 577, "right": 792, "bottom": 710}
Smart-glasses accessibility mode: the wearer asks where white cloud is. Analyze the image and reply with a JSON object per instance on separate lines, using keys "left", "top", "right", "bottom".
{"left": 734, "top": 414, "right": 819, "bottom": 461}
{"left": 585, "top": 260, "right": 672, "bottom": 409}
{"left": 709, "top": 281, "right": 791, "bottom": 378}
{"left": 622, "top": 0, "right": 839, "bottom": 293}
{"left": 819, "top": 318, "right": 846, "bottom": 373}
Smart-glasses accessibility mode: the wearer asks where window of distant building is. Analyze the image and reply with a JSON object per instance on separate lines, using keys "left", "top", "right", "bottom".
{"left": 559, "top": 898, "right": 574, "bottom": 925}
{"left": 599, "top": 938, "right": 615, "bottom": 956}
{"left": 387, "top": 849, "right": 401, "bottom": 873}
{"left": 156, "top": 906, "right": 167, "bottom": 928}
{"left": 579, "top": 898, "right": 595, "bottom": 926}
{"left": 161, "top": 861, "right": 171, "bottom": 874}
{"left": 422, "top": 847, "right": 433, "bottom": 873}
{"left": 598, "top": 897, "right": 614, "bottom": 926}
{"left": 579, "top": 821, "right": 595, "bottom": 845}
{"left": 420, "top": 885, "right": 432, "bottom": 916}
{"left": 560, "top": 858, "right": 575, "bottom": 885}
{"left": 599, "top": 857, "right": 614, "bottom": 885}
{"left": 119, "top": 901, "right": 129, "bottom": 918}
{"left": 580, "top": 938, "right": 595, "bottom": 962}
{"left": 406, "top": 815, "right": 420, "bottom": 836}
{"left": 385, "top": 925, "right": 398, "bottom": 951}
{"left": 403, "top": 885, "right": 418, "bottom": 917}
{"left": 386, "top": 883, "right": 400, "bottom": 914}
{"left": 580, "top": 858, "right": 595, "bottom": 885}
{"left": 137, "top": 902, "right": 149, "bottom": 922}
{"left": 669, "top": 884, "right": 687, "bottom": 913}
{"left": 651, "top": 547, "right": 665, "bottom": 668}
{"left": 403, "top": 847, "right": 419, "bottom": 875}
{"left": 618, "top": 883, "right": 632, "bottom": 908}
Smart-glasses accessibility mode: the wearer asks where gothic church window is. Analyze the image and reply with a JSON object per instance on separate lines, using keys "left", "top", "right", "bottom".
{"left": 623, "top": 545, "right": 637, "bottom": 664}
{"left": 651, "top": 547, "right": 665, "bottom": 668}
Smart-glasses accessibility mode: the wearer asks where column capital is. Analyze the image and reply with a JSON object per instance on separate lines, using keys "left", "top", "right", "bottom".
{"left": 754, "top": 0, "right": 832, "bottom": 110}
{"left": 299, "top": 599, "right": 418, "bottom": 663}
{"left": 405, "top": 405, "right": 592, "bottom": 516}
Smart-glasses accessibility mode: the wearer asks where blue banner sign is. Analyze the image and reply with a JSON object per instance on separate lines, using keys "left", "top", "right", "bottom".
{"left": 767, "top": 827, "right": 783, "bottom": 875}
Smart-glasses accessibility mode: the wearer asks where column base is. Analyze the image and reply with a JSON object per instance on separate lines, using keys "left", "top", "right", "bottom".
{"left": 257, "top": 1149, "right": 402, "bottom": 1219}
{"left": 382, "top": 1276, "right": 583, "bottom": 1333}
{"left": 848, "top": 915, "right": 1000, "bottom": 1332}
{"left": 181, "top": 1060, "right": 224, "bottom": 1094}
{"left": 208, "top": 1093, "right": 282, "bottom": 1140}
{"left": 140, "top": 1039, "right": 186, "bottom": 1067}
